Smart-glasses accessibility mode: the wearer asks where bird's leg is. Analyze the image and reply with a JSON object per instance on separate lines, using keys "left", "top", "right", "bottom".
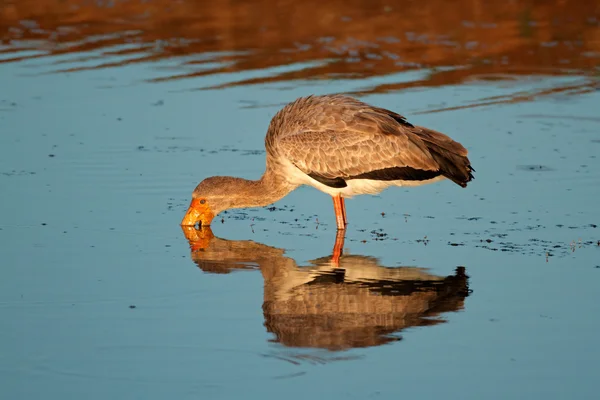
{"left": 331, "top": 229, "right": 346, "bottom": 265}
{"left": 332, "top": 195, "right": 346, "bottom": 230}
{"left": 340, "top": 197, "right": 348, "bottom": 226}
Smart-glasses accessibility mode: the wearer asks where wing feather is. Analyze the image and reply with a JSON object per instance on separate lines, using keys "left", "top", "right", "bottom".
{"left": 277, "top": 125, "right": 438, "bottom": 180}
{"left": 267, "top": 95, "right": 473, "bottom": 188}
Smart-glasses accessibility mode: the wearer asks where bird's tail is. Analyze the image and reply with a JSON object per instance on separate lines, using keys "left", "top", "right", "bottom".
{"left": 415, "top": 127, "right": 475, "bottom": 188}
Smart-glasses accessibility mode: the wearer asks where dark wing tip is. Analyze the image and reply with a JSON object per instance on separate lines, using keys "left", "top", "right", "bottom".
{"left": 459, "top": 165, "right": 475, "bottom": 188}
{"left": 307, "top": 173, "right": 348, "bottom": 188}
{"left": 351, "top": 166, "right": 442, "bottom": 182}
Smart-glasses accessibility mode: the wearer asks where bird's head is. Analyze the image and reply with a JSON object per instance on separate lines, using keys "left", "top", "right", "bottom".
{"left": 180, "top": 177, "right": 238, "bottom": 226}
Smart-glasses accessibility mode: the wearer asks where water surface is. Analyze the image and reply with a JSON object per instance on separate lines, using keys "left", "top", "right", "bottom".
{"left": 1, "top": 1, "right": 599, "bottom": 399}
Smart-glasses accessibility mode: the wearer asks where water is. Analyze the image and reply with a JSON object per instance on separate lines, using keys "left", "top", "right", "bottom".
{"left": 1, "top": 1, "right": 599, "bottom": 399}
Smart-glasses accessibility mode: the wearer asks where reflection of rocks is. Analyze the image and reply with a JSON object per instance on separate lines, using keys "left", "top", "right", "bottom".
{"left": 182, "top": 226, "right": 470, "bottom": 350}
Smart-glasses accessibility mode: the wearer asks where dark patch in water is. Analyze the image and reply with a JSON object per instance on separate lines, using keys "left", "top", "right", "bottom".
{"left": 517, "top": 165, "right": 554, "bottom": 171}
{"left": 1, "top": 170, "right": 36, "bottom": 177}
{"left": 135, "top": 145, "right": 264, "bottom": 155}
{"left": 472, "top": 236, "right": 597, "bottom": 258}
{"left": 415, "top": 236, "right": 430, "bottom": 245}
{"left": 456, "top": 216, "right": 482, "bottom": 221}
{"left": 370, "top": 229, "right": 388, "bottom": 240}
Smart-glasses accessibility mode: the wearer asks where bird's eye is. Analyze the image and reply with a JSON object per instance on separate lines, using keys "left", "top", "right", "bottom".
{"left": 200, "top": 199, "right": 206, "bottom": 204}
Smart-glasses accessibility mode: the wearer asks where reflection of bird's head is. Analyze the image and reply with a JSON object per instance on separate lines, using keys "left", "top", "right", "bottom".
{"left": 181, "top": 225, "right": 286, "bottom": 274}
{"left": 181, "top": 225, "right": 215, "bottom": 252}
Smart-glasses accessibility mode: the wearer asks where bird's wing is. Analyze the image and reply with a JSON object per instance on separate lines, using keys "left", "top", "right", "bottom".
{"left": 276, "top": 108, "right": 440, "bottom": 184}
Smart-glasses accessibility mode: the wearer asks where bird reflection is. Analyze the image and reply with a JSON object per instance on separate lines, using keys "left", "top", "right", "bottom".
{"left": 181, "top": 226, "right": 471, "bottom": 351}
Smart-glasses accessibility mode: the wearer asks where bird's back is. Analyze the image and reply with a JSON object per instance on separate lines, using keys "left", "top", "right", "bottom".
{"left": 266, "top": 94, "right": 412, "bottom": 143}
{"left": 264, "top": 94, "right": 474, "bottom": 190}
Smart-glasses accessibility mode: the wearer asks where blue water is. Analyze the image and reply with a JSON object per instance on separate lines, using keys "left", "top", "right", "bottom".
{"left": 1, "top": 41, "right": 599, "bottom": 399}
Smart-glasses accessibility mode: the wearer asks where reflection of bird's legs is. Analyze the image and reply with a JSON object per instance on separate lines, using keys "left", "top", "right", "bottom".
{"left": 332, "top": 195, "right": 347, "bottom": 230}
{"left": 331, "top": 229, "right": 345, "bottom": 265}
{"left": 340, "top": 197, "right": 348, "bottom": 226}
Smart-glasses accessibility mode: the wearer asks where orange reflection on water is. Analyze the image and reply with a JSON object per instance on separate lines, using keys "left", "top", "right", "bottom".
{"left": 1, "top": 0, "right": 598, "bottom": 108}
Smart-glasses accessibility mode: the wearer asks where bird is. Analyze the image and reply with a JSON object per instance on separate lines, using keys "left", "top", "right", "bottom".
{"left": 181, "top": 94, "right": 474, "bottom": 230}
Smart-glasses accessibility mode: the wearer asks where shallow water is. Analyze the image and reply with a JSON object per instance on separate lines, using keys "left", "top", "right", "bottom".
{"left": 1, "top": 1, "right": 600, "bottom": 399}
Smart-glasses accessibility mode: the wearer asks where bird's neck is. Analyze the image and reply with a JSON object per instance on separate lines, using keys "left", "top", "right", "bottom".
{"left": 222, "top": 169, "right": 297, "bottom": 210}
